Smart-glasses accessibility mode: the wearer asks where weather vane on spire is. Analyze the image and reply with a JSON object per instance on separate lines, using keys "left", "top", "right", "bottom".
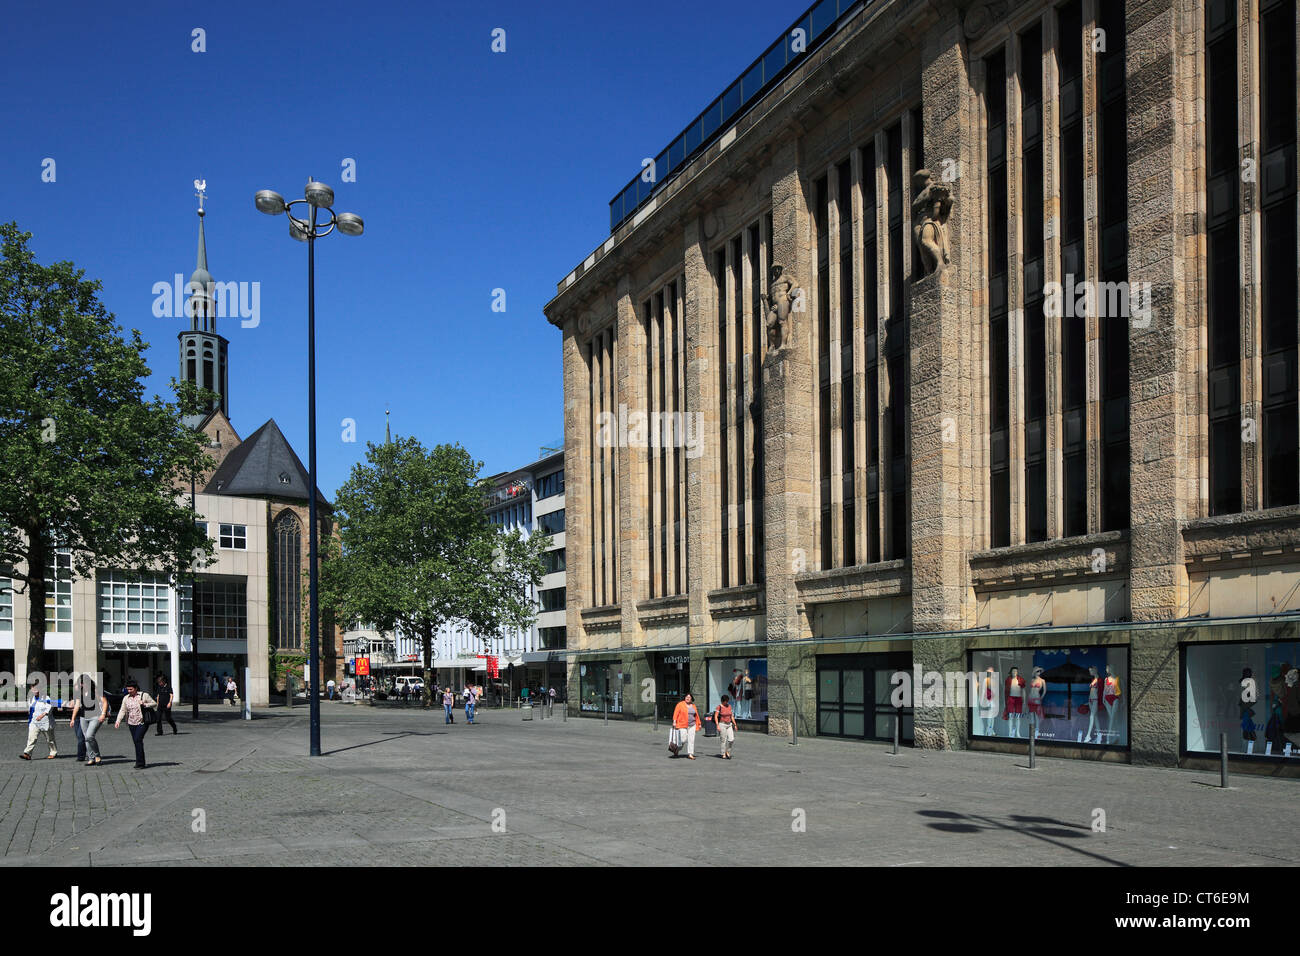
{"left": 194, "top": 179, "right": 207, "bottom": 216}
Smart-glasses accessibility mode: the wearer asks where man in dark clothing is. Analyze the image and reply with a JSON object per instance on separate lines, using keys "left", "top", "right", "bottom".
{"left": 155, "top": 676, "right": 179, "bottom": 735}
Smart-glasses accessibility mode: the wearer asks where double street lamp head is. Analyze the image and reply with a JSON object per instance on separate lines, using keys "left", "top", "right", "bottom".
{"left": 253, "top": 181, "right": 363, "bottom": 239}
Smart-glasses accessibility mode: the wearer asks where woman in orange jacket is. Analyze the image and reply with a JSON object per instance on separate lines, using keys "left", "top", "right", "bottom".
{"left": 671, "top": 693, "right": 704, "bottom": 759}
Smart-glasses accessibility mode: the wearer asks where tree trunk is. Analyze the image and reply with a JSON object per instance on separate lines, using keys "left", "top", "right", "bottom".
{"left": 24, "top": 532, "right": 48, "bottom": 681}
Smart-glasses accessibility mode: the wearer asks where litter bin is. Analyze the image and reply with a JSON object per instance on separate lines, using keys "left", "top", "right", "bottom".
{"left": 522, "top": 704, "right": 533, "bottom": 721}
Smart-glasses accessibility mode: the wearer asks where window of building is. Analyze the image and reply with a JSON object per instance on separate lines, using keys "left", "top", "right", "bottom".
{"left": 538, "top": 587, "right": 566, "bottom": 612}
{"left": 969, "top": 646, "right": 1129, "bottom": 748}
{"left": 706, "top": 657, "right": 767, "bottom": 722}
{"left": 536, "top": 471, "right": 564, "bottom": 499}
{"left": 538, "top": 626, "right": 566, "bottom": 650}
{"left": 45, "top": 549, "right": 72, "bottom": 634}
{"left": 219, "top": 523, "right": 247, "bottom": 550}
{"left": 98, "top": 571, "right": 170, "bottom": 635}
{"left": 272, "top": 511, "right": 303, "bottom": 650}
{"left": 579, "top": 660, "right": 622, "bottom": 713}
{"left": 1184, "top": 640, "right": 1300, "bottom": 758}
{"left": 537, "top": 510, "right": 565, "bottom": 535}
{"left": 587, "top": 325, "right": 618, "bottom": 606}
{"left": 181, "top": 579, "right": 247, "bottom": 642}
{"left": 985, "top": 47, "right": 1011, "bottom": 547}
{"left": 0, "top": 577, "right": 12, "bottom": 632}
{"left": 541, "top": 549, "right": 566, "bottom": 575}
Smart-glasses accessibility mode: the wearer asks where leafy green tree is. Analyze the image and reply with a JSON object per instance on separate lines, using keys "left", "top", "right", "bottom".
{"left": 321, "top": 437, "right": 550, "bottom": 705}
{"left": 0, "top": 222, "right": 214, "bottom": 677}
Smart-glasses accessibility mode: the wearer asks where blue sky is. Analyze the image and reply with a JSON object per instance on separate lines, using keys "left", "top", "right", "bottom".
{"left": 2, "top": 0, "right": 799, "bottom": 497}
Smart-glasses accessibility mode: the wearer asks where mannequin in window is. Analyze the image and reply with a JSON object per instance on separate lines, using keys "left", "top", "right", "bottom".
{"left": 1086, "top": 666, "right": 1102, "bottom": 743}
{"left": 977, "top": 666, "right": 998, "bottom": 736}
{"left": 1027, "top": 666, "right": 1047, "bottom": 739}
{"left": 1102, "top": 664, "right": 1122, "bottom": 740}
{"left": 1003, "top": 666, "right": 1026, "bottom": 738}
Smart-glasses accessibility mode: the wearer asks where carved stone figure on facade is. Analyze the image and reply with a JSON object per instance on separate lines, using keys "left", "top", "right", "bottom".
{"left": 911, "top": 168, "right": 953, "bottom": 276}
{"left": 762, "top": 265, "right": 798, "bottom": 352}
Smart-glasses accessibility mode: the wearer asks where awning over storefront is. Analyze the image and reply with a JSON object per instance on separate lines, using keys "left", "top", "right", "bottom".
{"left": 521, "top": 651, "right": 566, "bottom": 663}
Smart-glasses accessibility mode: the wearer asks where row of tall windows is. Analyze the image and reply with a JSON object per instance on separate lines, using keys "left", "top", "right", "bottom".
{"left": 814, "top": 113, "right": 918, "bottom": 571}
{"left": 983, "top": 3, "right": 1131, "bottom": 547}
{"left": 712, "top": 221, "right": 767, "bottom": 589}
{"left": 1206, "top": 0, "right": 1298, "bottom": 514}
{"left": 588, "top": 326, "right": 619, "bottom": 605}
{"left": 643, "top": 279, "right": 689, "bottom": 597}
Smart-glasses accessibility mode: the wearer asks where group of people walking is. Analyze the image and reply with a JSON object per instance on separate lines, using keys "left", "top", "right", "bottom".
{"left": 441, "top": 684, "right": 481, "bottom": 724}
{"left": 669, "top": 692, "right": 739, "bottom": 760}
{"left": 20, "top": 672, "right": 180, "bottom": 770}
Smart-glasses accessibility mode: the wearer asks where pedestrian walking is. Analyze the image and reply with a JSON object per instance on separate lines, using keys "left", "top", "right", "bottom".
{"left": 462, "top": 684, "right": 476, "bottom": 724}
{"left": 113, "top": 679, "right": 158, "bottom": 769}
{"left": 714, "top": 694, "right": 736, "bottom": 759}
{"left": 326, "top": 677, "right": 336, "bottom": 700}
{"left": 671, "top": 693, "right": 703, "bottom": 760}
{"left": 20, "top": 679, "right": 58, "bottom": 760}
{"left": 155, "top": 676, "right": 179, "bottom": 735}
{"left": 225, "top": 676, "right": 237, "bottom": 706}
{"left": 548, "top": 685, "right": 557, "bottom": 714}
{"left": 70, "top": 674, "right": 109, "bottom": 766}
{"left": 442, "top": 687, "right": 455, "bottom": 724}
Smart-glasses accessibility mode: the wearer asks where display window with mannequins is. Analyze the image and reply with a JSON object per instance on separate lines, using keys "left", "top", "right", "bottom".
{"left": 1184, "top": 640, "right": 1300, "bottom": 759}
{"left": 969, "top": 646, "right": 1129, "bottom": 747}
{"left": 706, "top": 657, "right": 767, "bottom": 722}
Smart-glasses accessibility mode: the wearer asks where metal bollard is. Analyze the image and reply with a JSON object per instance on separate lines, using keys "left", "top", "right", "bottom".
{"left": 653, "top": 698, "right": 658, "bottom": 732}
{"left": 604, "top": 694, "right": 608, "bottom": 726}
{"left": 892, "top": 713, "right": 900, "bottom": 755}
{"left": 1029, "top": 717, "right": 1036, "bottom": 769}
{"left": 1220, "top": 732, "right": 1229, "bottom": 788}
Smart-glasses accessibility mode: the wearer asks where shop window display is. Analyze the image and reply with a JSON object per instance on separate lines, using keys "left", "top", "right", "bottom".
{"left": 969, "top": 646, "right": 1129, "bottom": 747}
{"left": 579, "top": 661, "right": 623, "bottom": 713}
{"left": 1184, "top": 641, "right": 1300, "bottom": 758}
{"left": 707, "top": 657, "right": 767, "bottom": 721}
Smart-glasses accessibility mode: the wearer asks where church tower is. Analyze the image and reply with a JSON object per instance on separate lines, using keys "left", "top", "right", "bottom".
{"left": 179, "top": 181, "right": 229, "bottom": 418}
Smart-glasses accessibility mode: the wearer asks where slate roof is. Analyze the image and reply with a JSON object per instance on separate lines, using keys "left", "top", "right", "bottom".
{"left": 203, "top": 418, "right": 331, "bottom": 508}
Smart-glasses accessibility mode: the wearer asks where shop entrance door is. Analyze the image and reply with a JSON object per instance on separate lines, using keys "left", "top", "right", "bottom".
{"left": 816, "top": 652, "right": 913, "bottom": 742}
{"left": 657, "top": 658, "right": 689, "bottom": 720}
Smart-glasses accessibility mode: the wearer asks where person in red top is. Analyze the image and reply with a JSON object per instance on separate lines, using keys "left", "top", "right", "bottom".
{"left": 671, "top": 693, "right": 704, "bottom": 759}
{"left": 714, "top": 694, "right": 736, "bottom": 759}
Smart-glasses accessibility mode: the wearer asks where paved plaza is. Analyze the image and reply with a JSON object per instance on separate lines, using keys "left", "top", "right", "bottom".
{"left": 0, "top": 704, "right": 1295, "bottom": 867}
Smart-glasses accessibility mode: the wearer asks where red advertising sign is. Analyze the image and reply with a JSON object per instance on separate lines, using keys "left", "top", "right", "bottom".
{"left": 356, "top": 657, "right": 370, "bottom": 676}
{"left": 487, "top": 655, "right": 499, "bottom": 678}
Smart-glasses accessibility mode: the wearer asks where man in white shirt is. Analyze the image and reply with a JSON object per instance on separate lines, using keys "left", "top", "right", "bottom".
{"left": 20, "top": 680, "right": 59, "bottom": 760}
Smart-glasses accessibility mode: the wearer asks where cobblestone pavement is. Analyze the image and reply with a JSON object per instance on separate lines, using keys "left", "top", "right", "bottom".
{"left": 1, "top": 704, "right": 1295, "bottom": 866}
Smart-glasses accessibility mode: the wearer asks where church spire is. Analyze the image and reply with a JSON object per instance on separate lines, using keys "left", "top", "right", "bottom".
{"left": 178, "top": 179, "right": 229, "bottom": 422}
{"left": 189, "top": 179, "right": 215, "bottom": 333}
{"left": 385, "top": 408, "right": 391, "bottom": 444}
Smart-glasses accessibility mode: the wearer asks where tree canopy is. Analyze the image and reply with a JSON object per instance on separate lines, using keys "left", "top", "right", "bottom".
{"left": 320, "top": 437, "right": 550, "bottom": 703}
{"left": 0, "top": 222, "right": 214, "bottom": 675}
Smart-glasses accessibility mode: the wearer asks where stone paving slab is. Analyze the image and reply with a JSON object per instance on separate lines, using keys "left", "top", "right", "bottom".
{"left": 1, "top": 704, "right": 1296, "bottom": 866}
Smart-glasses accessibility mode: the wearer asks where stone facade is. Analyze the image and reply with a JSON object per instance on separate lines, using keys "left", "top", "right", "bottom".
{"left": 545, "top": 0, "right": 1300, "bottom": 771}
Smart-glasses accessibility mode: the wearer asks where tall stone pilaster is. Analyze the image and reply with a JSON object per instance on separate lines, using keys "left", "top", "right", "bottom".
{"left": 910, "top": 3, "right": 981, "bottom": 750}
{"left": 762, "top": 138, "right": 817, "bottom": 737}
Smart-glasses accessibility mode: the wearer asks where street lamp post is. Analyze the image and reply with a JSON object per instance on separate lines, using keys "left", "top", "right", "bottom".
{"left": 254, "top": 180, "right": 363, "bottom": 756}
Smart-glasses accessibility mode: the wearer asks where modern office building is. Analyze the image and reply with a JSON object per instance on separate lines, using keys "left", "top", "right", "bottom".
{"left": 544, "top": 0, "right": 1300, "bottom": 770}
{"left": 1, "top": 199, "right": 343, "bottom": 706}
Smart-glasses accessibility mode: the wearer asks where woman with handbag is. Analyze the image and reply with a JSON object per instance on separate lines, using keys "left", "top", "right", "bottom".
{"left": 670, "top": 693, "right": 704, "bottom": 760}
{"left": 113, "top": 679, "right": 158, "bottom": 770}
{"left": 714, "top": 694, "right": 736, "bottom": 759}
{"left": 69, "top": 675, "right": 109, "bottom": 766}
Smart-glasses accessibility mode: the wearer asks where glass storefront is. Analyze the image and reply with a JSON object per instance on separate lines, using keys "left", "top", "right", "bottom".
{"left": 969, "top": 646, "right": 1129, "bottom": 747}
{"left": 1184, "top": 640, "right": 1300, "bottom": 759}
{"left": 706, "top": 656, "right": 767, "bottom": 722}
{"left": 654, "top": 653, "right": 691, "bottom": 719}
{"left": 579, "top": 660, "right": 623, "bottom": 713}
{"left": 817, "top": 652, "right": 913, "bottom": 741}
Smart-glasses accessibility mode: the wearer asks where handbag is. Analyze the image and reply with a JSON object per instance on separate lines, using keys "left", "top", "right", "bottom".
{"left": 667, "top": 727, "right": 681, "bottom": 755}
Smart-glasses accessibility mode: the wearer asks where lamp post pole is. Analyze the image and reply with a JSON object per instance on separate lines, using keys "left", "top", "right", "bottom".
{"left": 191, "top": 473, "right": 199, "bottom": 720}
{"left": 254, "top": 180, "right": 363, "bottom": 757}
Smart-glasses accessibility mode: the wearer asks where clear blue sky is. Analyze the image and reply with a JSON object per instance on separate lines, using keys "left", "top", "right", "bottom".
{"left": 2, "top": 0, "right": 799, "bottom": 497}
